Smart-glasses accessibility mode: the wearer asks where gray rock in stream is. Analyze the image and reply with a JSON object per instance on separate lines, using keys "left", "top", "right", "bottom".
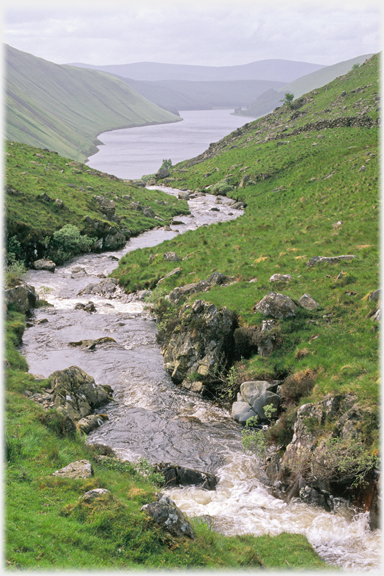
{"left": 154, "top": 463, "right": 218, "bottom": 490}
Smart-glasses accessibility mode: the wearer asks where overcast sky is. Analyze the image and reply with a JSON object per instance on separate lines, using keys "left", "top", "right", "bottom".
{"left": 3, "top": 0, "right": 382, "bottom": 68}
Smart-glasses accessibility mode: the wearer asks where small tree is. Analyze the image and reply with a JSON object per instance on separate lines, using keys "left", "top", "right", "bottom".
{"left": 280, "top": 92, "right": 295, "bottom": 108}
{"left": 160, "top": 159, "right": 172, "bottom": 170}
{"left": 351, "top": 63, "right": 360, "bottom": 71}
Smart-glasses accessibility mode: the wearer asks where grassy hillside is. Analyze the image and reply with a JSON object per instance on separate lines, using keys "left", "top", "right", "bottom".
{"left": 239, "top": 53, "right": 374, "bottom": 119}
{"left": 5, "top": 45, "right": 181, "bottom": 162}
{"left": 5, "top": 141, "right": 189, "bottom": 266}
{"left": 120, "top": 78, "right": 285, "bottom": 114}
{"left": 112, "top": 55, "right": 380, "bottom": 456}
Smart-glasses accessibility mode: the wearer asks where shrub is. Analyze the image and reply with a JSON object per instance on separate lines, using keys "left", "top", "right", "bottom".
{"left": 280, "top": 369, "right": 317, "bottom": 405}
{"left": 265, "top": 406, "right": 297, "bottom": 447}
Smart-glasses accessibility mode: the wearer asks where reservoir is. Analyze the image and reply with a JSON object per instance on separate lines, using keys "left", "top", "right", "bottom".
{"left": 87, "top": 109, "right": 247, "bottom": 179}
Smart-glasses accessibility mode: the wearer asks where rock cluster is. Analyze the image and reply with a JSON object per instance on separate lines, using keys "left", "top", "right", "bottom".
{"left": 232, "top": 381, "right": 281, "bottom": 425}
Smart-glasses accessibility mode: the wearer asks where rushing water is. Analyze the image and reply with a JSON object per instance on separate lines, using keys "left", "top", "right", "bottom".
{"left": 22, "top": 189, "right": 381, "bottom": 572}
{"left": 86, "top": 109, "right": 247, "bottom": 179}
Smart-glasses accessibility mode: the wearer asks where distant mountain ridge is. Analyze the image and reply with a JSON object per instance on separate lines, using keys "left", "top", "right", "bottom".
{"left": 118, "top": 78, "right": 286, "bottom": 114}
{"left": 5, "top": 45, "right": 181, "bottom": 161}
{"left": 238, "top": 53, "right": 374, "bottom": 119}
{"left": 68, "top": 59, "right": 325, "bottom": 83}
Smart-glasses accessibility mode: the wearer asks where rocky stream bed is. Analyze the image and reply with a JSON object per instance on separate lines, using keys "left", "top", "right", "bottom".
{"left": 19, "top": 188, "right": 380, "bottom": 571}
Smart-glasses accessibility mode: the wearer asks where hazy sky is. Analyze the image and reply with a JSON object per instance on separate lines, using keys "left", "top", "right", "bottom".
{"left": 3, "top": 0, "right": 382, "bottom": 67}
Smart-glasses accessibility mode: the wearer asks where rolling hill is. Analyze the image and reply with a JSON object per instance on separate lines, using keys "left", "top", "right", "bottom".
{"left": 117, "top": 78, "right": 285, "bottom": 114}
{"left": 68, "top": 59, "right": 325, "bottom": 83}
{"left": 5, "top": 45, "right": 181, "bottom": 162}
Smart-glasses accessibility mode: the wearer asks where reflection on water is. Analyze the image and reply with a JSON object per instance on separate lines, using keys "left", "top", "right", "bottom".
{"left": 87, "top": 109, "right": 247, "bottom": 179}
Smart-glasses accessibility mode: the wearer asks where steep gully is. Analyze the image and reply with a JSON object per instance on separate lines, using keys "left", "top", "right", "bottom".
{"left": 22, "top": 187, "right": 380, "bottom": 571}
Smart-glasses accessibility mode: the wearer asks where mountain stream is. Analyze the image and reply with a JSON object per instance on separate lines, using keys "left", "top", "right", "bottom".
{"left": 22, "top": 188, "right": 380, "bottom": 572}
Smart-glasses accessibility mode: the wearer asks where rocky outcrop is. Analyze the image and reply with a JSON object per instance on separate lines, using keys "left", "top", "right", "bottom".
{"left": 168, "top": 272, "right": 231, "bottom": 304}
{"left": 102, "top": 230, "right": 126, "bottom": 250}
{"left": 48, "top": 366, "right": 113, "bottom": 423}
{"left": 141, "top": 494, "right": 195, "bottom": 539}
{"left": 161, "top": 299, "right": 236, "bottom": 391}
{"left": 5, "top": 282, "right": 39, "bottom": 313}
{"left": 307, "top": 255, "right": 356, "bottom": 267}
{"left": 264, "top": 393, "right": 379, "bottom": 526}
{"left": 93, "top": 195, "right": 116, "bottom": 219}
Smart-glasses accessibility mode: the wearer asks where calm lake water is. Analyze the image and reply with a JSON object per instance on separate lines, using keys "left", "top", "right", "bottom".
{"left": 86, "top": 109, "right": 247, "bottom": 180}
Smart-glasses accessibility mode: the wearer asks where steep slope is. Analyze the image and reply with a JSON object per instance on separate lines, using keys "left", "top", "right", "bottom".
{"left": 112, "top": 55, "right": 380, "bottom": 512}
{"left": 240, "top": 53, "right": 374, "bottom": 119}
{"left": 68, "top": 59, "right": 325, "bottom": 82}
{"left": 5, "top": 45, "right": 181, "bottom": 162}
{"left": 5, "top": 141, "right": 189, "bottom": 266}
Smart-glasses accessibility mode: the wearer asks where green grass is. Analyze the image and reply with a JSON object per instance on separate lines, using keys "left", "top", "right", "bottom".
{"left": 4, "top": 315, "right": 328, "bottom": 570}
{"left": 5, "top": 140, "right": 189, "bottom": 265}
{"left": 6, "top": 44, "right": 181, "bottom": 162}
{"left": 112, "top": 55, "right": 379, "bottom": 451}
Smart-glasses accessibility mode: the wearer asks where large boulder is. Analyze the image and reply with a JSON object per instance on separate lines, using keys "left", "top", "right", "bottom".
{"left": 5, "top": 282, "right": 39, "bottom": 313}
{"left": 78, "top": 278, "right": 118, "bottom": 296}
{"left": 253, "top": 291, "right": 298, "bottom": 319}
{"left": 168, "top": 272, "right": 230, "bottom": 304}
{"left": 240, "top": 381, "right": 280, "bottom": 422}
{"left": 33, "top": 259, "right": 56, "bottom": 272}
{"left": 48, "top": 366, "right": 113, "bottom": 422}
{"left": 141, "top": 494, "right": 195, "bottom": 539}
{"left": 154, "top": 463, "right": 218, "bottom": 490}
{"left": 231, "top": 401, "right": 257, "bottom": 425}
{"left": 156, "top": 167, "right": 170, "bottom": 180}
{"left": 162, "top": 300, "right": 236, "bottom": 389}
